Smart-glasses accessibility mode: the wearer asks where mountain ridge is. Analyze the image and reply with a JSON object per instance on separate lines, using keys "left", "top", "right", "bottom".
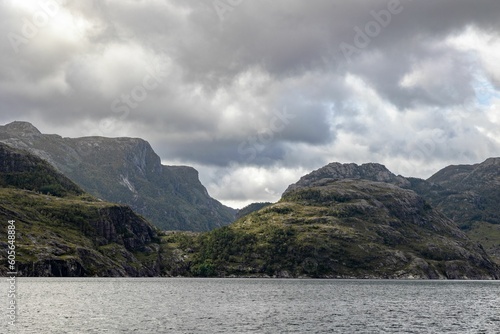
{"left": 0, "top": 121, "right": 236, "bottom": 231}
{"left": 284, "top": 162, "right": 411, "bottom": 195}
{"left": 1, "top": 143, "right": 499, "bottom": 278}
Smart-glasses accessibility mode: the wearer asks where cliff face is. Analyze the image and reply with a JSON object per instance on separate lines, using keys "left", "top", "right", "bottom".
{"left": 2, "top": 203, "right": 163, "bottom": 277}
{"left": 0, "top": 121, "right": 236, "bottom": 231}
{"left": 0, "top": 143, "right": 161, "bottom": 277}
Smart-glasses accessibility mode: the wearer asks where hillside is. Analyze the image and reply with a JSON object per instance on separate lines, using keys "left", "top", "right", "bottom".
{"left": 174, "top": 169, "right": 499, "bottom": 278}
{"left": 410, "top": 158, "right": 500, "bottom": 261}
{"left": 283, "top": 160, "right": 500, "bottom": 264}
{"left": 1, "top": 148, "right": 499, "bottom": 279}
{"left": 0, "top": 121, "right": 236, "bottom": 231}
{"left": 0, "top": 143, "right": 162, "bottom": 276}
{"left": 425, "top": 158, "right": 500, "bottom": 227}
{"left": 235, "top": 202, "right": 273, "bottom": 220}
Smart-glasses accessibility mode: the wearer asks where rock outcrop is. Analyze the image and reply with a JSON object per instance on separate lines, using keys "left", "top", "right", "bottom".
{"left": 284, "top": 162, "right": 410, "bottom": 194}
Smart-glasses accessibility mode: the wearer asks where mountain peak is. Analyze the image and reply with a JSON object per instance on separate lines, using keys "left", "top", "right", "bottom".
{"left": 284, "top": 161, "right": 410, "bottom": 194}
{"left": 2, "top": 121, "right": 42, "bottom": 135}
{"left": 482, "top": 157, "right": 500, "bottom": 166}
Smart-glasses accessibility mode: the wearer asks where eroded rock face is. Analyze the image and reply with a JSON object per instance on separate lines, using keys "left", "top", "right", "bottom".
{"left": 0, "top": 121, "right": 236, "bottom": 231}
{"left": 1, "top": 201, "right": 163, "bottom": 277}
{"left": 92, "top": 206, "right": 156, "bottom": 251}
{"left": 284, "top": 162, "right": 410, "bottom": 194}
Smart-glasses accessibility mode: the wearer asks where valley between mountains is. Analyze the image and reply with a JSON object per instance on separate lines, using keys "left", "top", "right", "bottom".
{"left": 0, "top": 121, "right": 499, "bottom": 278}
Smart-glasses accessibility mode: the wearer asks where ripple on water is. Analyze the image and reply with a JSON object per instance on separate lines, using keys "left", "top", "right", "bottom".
{"left": 1, "top": 278, "right": 499, "bottom": 333}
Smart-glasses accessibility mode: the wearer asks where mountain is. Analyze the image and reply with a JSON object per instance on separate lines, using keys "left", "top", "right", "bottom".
{"left": 2, "top": 148, "right": 498, "bottom": 279}
{"left": 284, "top": 162, "right": 411, "bottom": 194}
{"left": 0, "top": 143, "right": 162, "bottom": 276}
{"left": 424, "top": 158, "right": 500, "bottom": 226}
{"left": 408, "top": 158, "right": 500, "bottom": 261}
{"left": 285, "top": 161, "right": 500, "bottom": 264}
{"left": 173, "top": 163, "right": 499, "bottom": 279}
{"left": 0, "top": 121, "right": 236, "bottom": 231}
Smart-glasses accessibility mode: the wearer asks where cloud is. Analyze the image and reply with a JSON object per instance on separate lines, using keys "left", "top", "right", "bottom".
{"left": 1, "top": 0, "right": 500, "bottom": 207}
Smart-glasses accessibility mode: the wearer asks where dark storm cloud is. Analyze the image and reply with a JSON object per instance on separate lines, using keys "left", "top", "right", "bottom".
{"left": 1, "top": 0, "right": 500, "bottom": 207}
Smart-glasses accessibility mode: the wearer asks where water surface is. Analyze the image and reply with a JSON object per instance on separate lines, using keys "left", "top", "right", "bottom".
{"left": 1, "top": 278, "right": 499, "bottom": 333}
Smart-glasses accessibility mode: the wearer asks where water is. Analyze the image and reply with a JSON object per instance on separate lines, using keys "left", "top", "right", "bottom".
{"left": 1, "top": 278, "right": 499, "bottom": 333}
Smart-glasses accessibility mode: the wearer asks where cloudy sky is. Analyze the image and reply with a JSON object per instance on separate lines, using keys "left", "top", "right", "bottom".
{"left": 1, "top": 0, "right": 500, "bottom": 208}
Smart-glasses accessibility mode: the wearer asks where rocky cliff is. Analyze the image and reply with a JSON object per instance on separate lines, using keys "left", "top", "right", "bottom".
{"left": 0, "top": 121, "right": 236, "bottom": 231}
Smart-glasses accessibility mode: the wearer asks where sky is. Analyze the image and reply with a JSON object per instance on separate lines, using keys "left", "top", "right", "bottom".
{"left": 1, "top": 0, "right": 500, "bottom": 208}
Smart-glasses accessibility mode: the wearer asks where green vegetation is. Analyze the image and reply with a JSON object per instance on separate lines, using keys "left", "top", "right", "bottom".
{"left": 235, "top": 202, "right": 273, "bottom": 219}
{"left": 409, "top": 158, "right": 500, "bottom": 263}
{"left": 167, "top": 180, "right": 499, "bottom": 279}
{"left": 466, "top": 222, "right": 500, "bottom": 264}
{"left": 0, "top": 143, "right": 161, "bottom": 277}
{"left": 0, "top": 187, "right": 161, "bottom": 276}
{"left": 0, "top": 144, "right": 83, "bottom": 197}
{"left": 1, "top": 134, "right": 499, "bottom": 279}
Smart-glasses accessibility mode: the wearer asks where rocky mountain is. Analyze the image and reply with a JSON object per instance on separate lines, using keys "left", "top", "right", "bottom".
{"left": 168, "top": 163, "right": 500, "bottom": 278}
{"left": 283, "top": 160, "right": 500, "bottom": 264}
{"left": 408, "top": 158, "right": 500, "bottom": 261}
{"left": 0, "top": 143, "right": 162, "bottom": 276}
{"left": 284, "top": 162, "right": 411, "bottom": 194}
{"left": 422, "top": 158, "right": 500, "bottom": 226}
{"left": 0, "top": 121, "right": 236, "bottom": 231}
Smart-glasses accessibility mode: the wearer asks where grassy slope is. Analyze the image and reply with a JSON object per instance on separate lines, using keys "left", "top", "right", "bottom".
{"left": 0, "top": 143, "right": 161, "bottom": 276}
{"left": 466, "top": 222, "right": 500, "bottom": 264}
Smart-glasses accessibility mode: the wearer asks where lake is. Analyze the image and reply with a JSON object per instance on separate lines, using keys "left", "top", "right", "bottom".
{"left": 1, "top": 278, "right": 499, "bottom": 333}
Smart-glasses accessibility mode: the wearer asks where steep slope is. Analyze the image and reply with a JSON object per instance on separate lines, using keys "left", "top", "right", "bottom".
{"left": 0, "top": 121, "right": 236, "bottom": 231}
{"left": 0, "top": 143, "right": 161, "bottom": 276}
{"left": 410, "top": 158, "right": 500, "bottom": 261}
{"left": 425, "top": 158, "right": 500, "bottom": 226}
